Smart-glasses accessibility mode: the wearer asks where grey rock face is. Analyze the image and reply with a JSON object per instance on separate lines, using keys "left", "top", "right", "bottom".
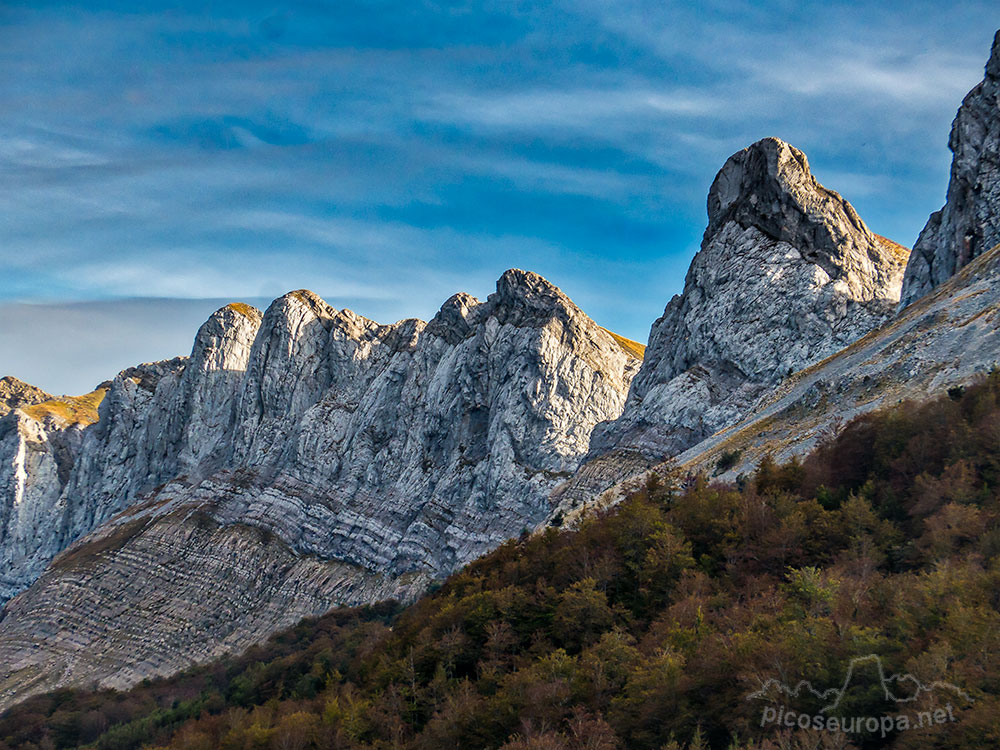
{"left": 0, "top": 503, "right": 413, "bottom": 701}
{"left": 677, "top": 242, "right": 1000, "bottom": 480}
{"left": 0, "top": 304, "right": 262, "bottom": 604}
{"left": 588, "top": 138, "right": 909, "bottom": 465}
{"left": 0, "top": 412, "right": 79, "bottom": 602}
{"left": 0, "top": 384, "right": 109, "bottom": 602}
{"left": 899, "top": 31, "right": 1000, "bottom": 307}
{"left": 0, "top": 272, "right": 640, "bottom": 707}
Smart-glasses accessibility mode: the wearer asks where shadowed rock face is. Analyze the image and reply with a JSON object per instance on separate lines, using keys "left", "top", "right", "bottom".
{"left": 586, "top": 138, "right": 908, "bottom": 466}
{"left": 0, "top": 271, "right": 641, "bottom": 709}
{"left": 900, "top": 31, "right": 1000, "bottom": 308}
{"left": 706, "top": 137, "right": 905, "bottom": 297}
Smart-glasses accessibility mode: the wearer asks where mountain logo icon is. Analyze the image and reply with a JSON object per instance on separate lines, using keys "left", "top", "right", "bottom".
{"left": 747, "top": 654, "right": 974, "bottom": 713}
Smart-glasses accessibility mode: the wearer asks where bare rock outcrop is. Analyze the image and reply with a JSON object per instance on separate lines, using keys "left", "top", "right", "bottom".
{"left": 549, "top": 139, "right": 908, "bottom": 522}
{"left": 900, "top": 31, "right": 1000, "bottom": 307}
{"left": 678, "top": 240, "right": 1000, "bottom": 481}
{"left": 0, "top": 377, "right": 52, "bottom": 417}
{"left": 0, "top": 304, "right": 265, "bottom": 605}
{"left": 589, "top": 137, "right": 908, "bottom": 462}
{"left": 0, "top": 271, "right": 641, "bottom": 708}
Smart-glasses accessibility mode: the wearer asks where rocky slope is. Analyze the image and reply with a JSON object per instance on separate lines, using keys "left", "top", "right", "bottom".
{"left": 0, "top": 385, "right": 111, "bottom": 602}
{"left": 0, "top": 301, "right": 256, "bottom": 605}
{"left": 674, "top": 240, "right": 1000, "bottom": 482}
{"left": 557, "top": 32, "right": 1000, "bottom": 525}
{"left": 900, "top": 30, "right": 1000, "bottom": 307}
{"left": 684, "top": 32, "right": 1000, "bottom": 481}
{"left": 7, "top": 29, "right": 1000, "bottom": 715}
{"left": 552, "top": 138, "right": 909, "bottom": 519}
{"left": 0, "top": 271, "right": 641, "bottom": 709}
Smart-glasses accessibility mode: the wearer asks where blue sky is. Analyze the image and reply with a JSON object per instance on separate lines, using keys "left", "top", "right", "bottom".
{"left": 1, "top": 1, "right": 998, "bottom": 394}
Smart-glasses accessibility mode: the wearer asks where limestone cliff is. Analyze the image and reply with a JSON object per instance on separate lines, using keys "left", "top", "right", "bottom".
{"left": 0, "top": 303, "right": 261, "bottom": 604}
{"left": 677, "top": 240, "right": 1000, "bottom": 484}
{"left": 589, "top": 138, "right": 907, "bottom": 460}
{"left": 0, "top": 271, "right": 640, "bottom": 708}
{"left": 549, "top": 138, "right": 908, "bottom": 520}
{"left": 900, "top": 30, "right": 1000, "bottom": 307}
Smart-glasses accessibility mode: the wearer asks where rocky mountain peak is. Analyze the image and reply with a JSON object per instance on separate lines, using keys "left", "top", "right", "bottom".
{"left": 489, "top": 268, "right": 587, "bottom": 330}
{"left": 989, "top": 28, "right": 1000, "bottom": 78}
{"left": 899, "top": 30, "right": 1000, "bottom": 307}
{"left": 585, "top": 139, "right": 909, "bottom": 467}
{"left": 426, "top": 293, "right": 482, "bottom": 344}
{"left": 707, "top": 137, "right": 904, "bottom": 294}
{"left": 706, "top": 137, "right": 850, "bottom": 238}
{"left": 190, "top": 304, "right": 263, "bottom": 369}
{"left": 225, "top": 301, "right": 262, "bottom": 318}
{"left": 273, "top": 289, "right": 336, "bottom": 325}
{"left": 0, "top": 376, "right": 52, "bottom": 418}
{"left": 0, "top": 269, "right": 644, "bottom": 705}
{"left": 494, "top": 267, "right": 565, "bottom": 304}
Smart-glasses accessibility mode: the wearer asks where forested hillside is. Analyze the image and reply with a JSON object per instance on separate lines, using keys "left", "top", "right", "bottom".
{"left": 5, "top": 375, "right": 1000, "bottom": 750}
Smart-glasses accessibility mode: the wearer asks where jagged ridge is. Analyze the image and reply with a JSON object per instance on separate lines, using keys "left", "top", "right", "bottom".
{"left": 548, "top": 138, "right": 909, "bottom": 522}
{"left": 0, "top": 270, "right": 641, "bottom": 709}
{"left": 900, "top": 30, "right": 1000, "bottom": 307}
{"left": 590, "top": 138, "right": 907, "bottom": 459}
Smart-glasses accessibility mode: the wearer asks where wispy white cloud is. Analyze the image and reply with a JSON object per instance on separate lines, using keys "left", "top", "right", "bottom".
{"left": 743, "top": 47, "right": 982, "bottom": 106}
{"left": 426, "top": 87, "right": 721, "bottom": 129}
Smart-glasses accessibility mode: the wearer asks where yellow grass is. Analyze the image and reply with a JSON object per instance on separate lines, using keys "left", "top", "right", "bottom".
{"left": 874, "top": 234, "right": 911, "bottom": 263}
{"left": 22, "top": 389, "right": 107, "bottom": 426}
{"left": 602, "top": 328, "right": 646, "bottom": 359}
{"left": 225, "top": 302, "right": 259, "bottom": 319}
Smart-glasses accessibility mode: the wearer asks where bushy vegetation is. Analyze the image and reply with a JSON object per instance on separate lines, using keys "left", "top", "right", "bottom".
{"left": 7, "top": 374, "right": 1000, "bottom": 749}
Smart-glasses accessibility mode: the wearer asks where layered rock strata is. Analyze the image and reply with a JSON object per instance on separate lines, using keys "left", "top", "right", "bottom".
{"left": 0, "top": 272, "right": 641, "bottom": 708}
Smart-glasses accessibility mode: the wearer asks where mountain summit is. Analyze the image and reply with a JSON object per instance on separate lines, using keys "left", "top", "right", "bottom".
{"left": 587, "top": 137, "right": 908, "bottom": 465}
{"left": 707, "top": 137, "right": 907, "bottom": 297}
{"left": 0, "top": 377, "right": 52, "bottom": 418}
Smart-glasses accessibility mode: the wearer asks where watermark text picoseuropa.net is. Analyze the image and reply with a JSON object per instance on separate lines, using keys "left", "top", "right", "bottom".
{"left": 747, "top": 653, "right": 973, "bottom": 737}
{"left": 760, "top": 703, "right": 957, "bottom": 738}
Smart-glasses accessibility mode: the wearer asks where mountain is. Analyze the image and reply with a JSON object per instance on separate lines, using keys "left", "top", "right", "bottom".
{"left": 551, "top": 137, "right": 909, "bottom": 519}
{"left": 672, "top": 34, "right": 1000, "bottom": 482}
{"left": 595, "top": 137, "right": 909, "bottom": 461}
{"left": 559, "top": 33, "right": 1000, "bottom": 516}
{"left": 4, "top": 28, "right": 1000, "bottom": 723}
{"left": 0, "top": 384, "right": 108, "bottom": 601}
{"left": 675, "top": 235, "right": 1000, "bottom": 482}
{"left": 0, "top": 271, "right": 641, "bottom": 708}
{"left": 0, "top": 140, "right": 912, "bottom": 709}
{"left": 899, "top": 30, "right": 1000, "bottom": 307}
